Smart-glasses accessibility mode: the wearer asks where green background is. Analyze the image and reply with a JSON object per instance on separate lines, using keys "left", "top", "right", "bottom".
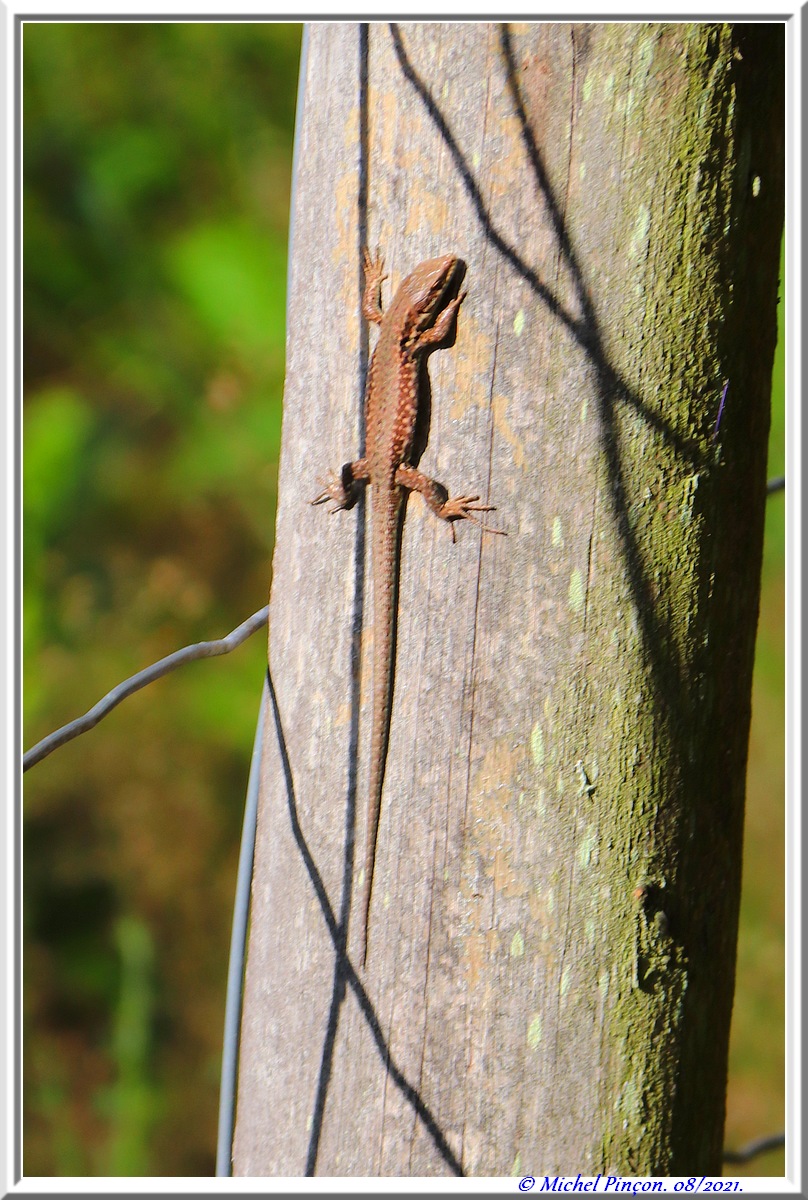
{"left": 22, "top": 22, "right": 785, "bottom": 1177}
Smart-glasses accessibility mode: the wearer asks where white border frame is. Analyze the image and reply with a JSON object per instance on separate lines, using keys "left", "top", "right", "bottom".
{"left": 2, "top": 4, "right": 800, "bottom": 1195}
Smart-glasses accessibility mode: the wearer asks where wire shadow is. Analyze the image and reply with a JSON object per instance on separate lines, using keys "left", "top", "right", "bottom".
{"left": 266, "top": 666, "right": 465, "bottom": 1177}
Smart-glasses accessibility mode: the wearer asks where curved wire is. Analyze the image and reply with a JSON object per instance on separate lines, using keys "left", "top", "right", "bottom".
{"left": 215, "top": 673, "right": 267, "bottom": 1177}
{"left": 23, "top": 606, "right": 269, "bottom": 771}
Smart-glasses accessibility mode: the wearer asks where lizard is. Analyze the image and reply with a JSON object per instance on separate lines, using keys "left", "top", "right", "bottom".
{"left": 312, "top": 249, "right": 501, "bottom": 966}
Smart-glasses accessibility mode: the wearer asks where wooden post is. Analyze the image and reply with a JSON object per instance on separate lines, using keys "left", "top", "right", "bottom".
{"left": 233, "top": 22, "right": 784, "bottom": 1176}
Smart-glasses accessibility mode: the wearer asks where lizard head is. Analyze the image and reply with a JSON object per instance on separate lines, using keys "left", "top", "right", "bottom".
{"left": 405, "top": 255, "right": 467, "bottom": 333}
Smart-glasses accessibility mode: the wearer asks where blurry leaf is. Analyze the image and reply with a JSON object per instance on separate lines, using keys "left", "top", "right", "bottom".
{"left": 23, "top": 387, "right": 94, "bottom": 716}
{"left": 166, "top": 387, "right": 283, "bottom": 503}
{"left": 85, "top": 124, "right": 179, "bottom": 225}
{"left": 102, "top": 916, "right": 158, "bottom": 1175}
{"left": 24, "top": 386, "right": 93, "bottom": 547}
{"left": 165, "top": 220, "right": 287, "bottom": 364}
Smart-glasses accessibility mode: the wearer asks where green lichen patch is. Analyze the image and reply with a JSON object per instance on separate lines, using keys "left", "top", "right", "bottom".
{"left": 527, "top": 1013, "right": 543, "bottom": 1049}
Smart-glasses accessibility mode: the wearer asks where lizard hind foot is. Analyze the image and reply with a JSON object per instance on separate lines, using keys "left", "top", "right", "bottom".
{"left": 311, "top": 473, "right": 351, "bottom": 513}
{"left": 441, "top": 495, "right": 506, "bottom": 541}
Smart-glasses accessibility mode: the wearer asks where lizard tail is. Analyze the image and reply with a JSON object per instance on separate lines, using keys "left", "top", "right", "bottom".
{"left": 359, "top": 581, "right": 395, "bottom": 968}
{"left": 359, "top": 773, "right": 381, "bottom": 967}
{"left": 359, "top": 490, "right": 401, "bottom": 967}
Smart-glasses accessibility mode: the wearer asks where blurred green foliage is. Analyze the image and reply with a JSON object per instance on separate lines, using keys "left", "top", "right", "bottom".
{"left": 23, "top": 21, "right": 301, "bottom": 1175}
{"left": 22, "top": 21, "right": 784, "bottom": 1180}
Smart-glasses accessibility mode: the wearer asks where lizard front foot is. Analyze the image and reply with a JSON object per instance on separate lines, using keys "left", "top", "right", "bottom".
{"left": 362, "top": 246, "right": 387, "bottom": 289}
{"left": 362, "top": 248, "right": 387, "bottom": 325}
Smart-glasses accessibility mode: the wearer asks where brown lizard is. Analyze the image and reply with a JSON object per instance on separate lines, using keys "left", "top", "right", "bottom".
{"left": 313, "top": 250, "right": 500, "bottom": 966}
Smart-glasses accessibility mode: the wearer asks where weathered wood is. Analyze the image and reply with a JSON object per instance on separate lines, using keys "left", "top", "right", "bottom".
{"left": 233, "top": 22, "right": 783, "bottom": 1177}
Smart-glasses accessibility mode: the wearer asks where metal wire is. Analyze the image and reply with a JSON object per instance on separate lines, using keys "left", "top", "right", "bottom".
{"left": 723, "top": 1131, "right": 785, "bottom": 1164}
{"left": 23, "top": 606, "right": 269, "bottom": 771}
{"left": 215, "top": 673, "right": 267, "bottom": 1177}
